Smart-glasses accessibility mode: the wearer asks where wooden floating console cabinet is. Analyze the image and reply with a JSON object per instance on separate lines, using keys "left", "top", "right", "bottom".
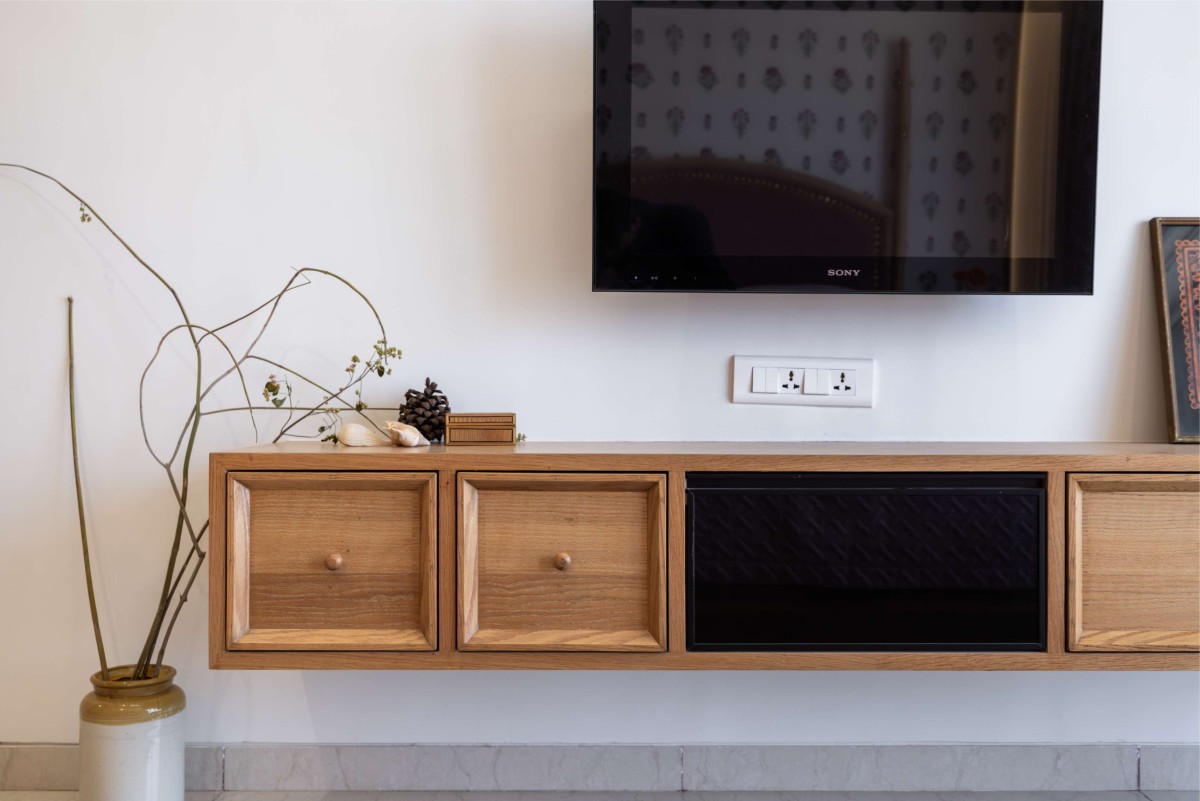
{"left": 209, "top": 442, "right": 1200, "bottom": 670}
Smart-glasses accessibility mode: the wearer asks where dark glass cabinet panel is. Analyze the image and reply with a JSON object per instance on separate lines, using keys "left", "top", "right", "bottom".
{"left": 687, "top": 473, "right": 1045, "bottom": 651}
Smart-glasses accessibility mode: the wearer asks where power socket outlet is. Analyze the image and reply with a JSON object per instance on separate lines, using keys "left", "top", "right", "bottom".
{"left": 733, "top": 355, "right": 874, "bottom": 407}
{"left": 779, "top": 369, "right": 803, "bottom": 394}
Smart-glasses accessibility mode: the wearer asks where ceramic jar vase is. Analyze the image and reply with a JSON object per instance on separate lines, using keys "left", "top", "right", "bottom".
{"left": 79, "top": 665, "right": 186, "bottom": 801}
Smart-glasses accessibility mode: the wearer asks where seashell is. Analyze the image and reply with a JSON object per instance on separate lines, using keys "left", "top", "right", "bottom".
{"left": 386, "top": 420, "right": 431, "bottom": 448}
{"left": 335, "top": 422, "right": 390, "bottom": 447}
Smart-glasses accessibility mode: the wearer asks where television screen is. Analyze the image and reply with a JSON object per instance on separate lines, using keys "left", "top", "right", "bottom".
{"left": 592, "top": 1, "right": 1102, "bottom": 294}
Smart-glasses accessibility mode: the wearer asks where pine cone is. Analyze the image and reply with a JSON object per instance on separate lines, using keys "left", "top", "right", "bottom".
{"left": 399, "top": 377, "right": 450, "bottom": 442}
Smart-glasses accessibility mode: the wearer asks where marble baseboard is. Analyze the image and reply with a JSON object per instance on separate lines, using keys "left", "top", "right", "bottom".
{"left": 0, "top": 794, "right": 1183, "bottom": 801}
{"left": 222, "top": 745, "right": 681, "bottom": 792}
{"left": 0, "top": 795, "right": 221, "bottom": 801}
{"left": 1142, "top": 745, "right": 1200, "bottom": 791}
{"left": 0, "top": 745, "right": 222, "bottom": 792}
{"left": 2, "top": 743, "right": 1196, "bottom": 792}
{"left": 0, "top": 746, "right": 76, "bottom": 791}
{"left": 682, "top": 745, "right": 1140, "bottom": 791}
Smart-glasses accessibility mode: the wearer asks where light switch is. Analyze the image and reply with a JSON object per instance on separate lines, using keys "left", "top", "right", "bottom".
{"left": 751, "top": 367, "right": 777, "bottom": 393}
{"left": 803, "top": 368, "right": 830, "bottom": 395}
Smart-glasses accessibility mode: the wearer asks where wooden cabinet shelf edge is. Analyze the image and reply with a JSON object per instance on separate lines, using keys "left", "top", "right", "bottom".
{"left": 208, "top": 443, "right": 1200, "bottom": 671}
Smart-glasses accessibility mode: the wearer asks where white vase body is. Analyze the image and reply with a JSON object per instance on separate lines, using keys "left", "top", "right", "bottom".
{"left": 78, "top": 665, "right": 185, "bottom": 801}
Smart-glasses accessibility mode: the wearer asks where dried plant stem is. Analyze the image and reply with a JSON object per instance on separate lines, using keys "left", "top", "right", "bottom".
{"left": 0, "top": 164, "right": 206, "bottom": 680}
{"left": 133, "top": 347, "right": 201, "bottom": 679}
{"left": 5, "top": 164, "right": 399, "bottom": 680}
{"left": 248, "top": 356, "right": 386, "bottom": 438}
{"left": 154, "top": 520, "right": 209, "bottom": 673}
{"left": 140, "top": 323, "right": 259, "bottom": 468}
{"left": 67, "top": 297, "right": 110, "bottom": 680}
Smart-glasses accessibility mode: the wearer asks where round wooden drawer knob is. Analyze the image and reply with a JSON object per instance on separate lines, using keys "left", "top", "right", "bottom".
{"left": 553, "top": 552, "right": 572, "bottom": 571}
{"left": 325, "top": 553, "right": 345, "bottom": 571}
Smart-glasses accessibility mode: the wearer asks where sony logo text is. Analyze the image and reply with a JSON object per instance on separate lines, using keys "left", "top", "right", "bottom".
{"left": 827, "top": 269, "right": 861, "bottom": 277}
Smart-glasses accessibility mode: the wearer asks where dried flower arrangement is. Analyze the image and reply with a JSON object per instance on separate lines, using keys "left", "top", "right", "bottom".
{"left": 4, "top": 163, "right": 400, "bottom": 681}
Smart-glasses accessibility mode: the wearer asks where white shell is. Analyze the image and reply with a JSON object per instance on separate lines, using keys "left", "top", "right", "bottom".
{"left": 386, "top": 420, "right": 431, "bottom": 448}
{"left": 335, "top": 422, "right": 390, "bottom": 447}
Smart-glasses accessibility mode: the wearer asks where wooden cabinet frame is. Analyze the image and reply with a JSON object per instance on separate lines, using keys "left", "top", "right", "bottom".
{"left": 223, "top": 471, "right": 437, "bottom": 652}
{"left": 458, "top": 473, "right": 667, "bottom": 652}
{"left": 209, "top": 443, "right": 1199, "bottom": 670}
{"left": 1067, "top": 473, "right": 1200, "bottom": 652}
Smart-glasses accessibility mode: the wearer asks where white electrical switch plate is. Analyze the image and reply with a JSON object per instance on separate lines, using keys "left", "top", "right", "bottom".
{"left": 753, "top": 367, "right": 785, "bottom": 393}
{"left": 803, "top": 368, "right": 829, "bottom": 395}
{"left": 751, "top": 367, "right": 769, "bottom": 393}
{"left": 732, "top": 355, "right": 874, "bottom": 407}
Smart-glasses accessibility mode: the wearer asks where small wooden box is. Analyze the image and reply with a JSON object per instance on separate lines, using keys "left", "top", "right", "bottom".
{"left": 444, "top": 413, "right": 517, "bottom": 446}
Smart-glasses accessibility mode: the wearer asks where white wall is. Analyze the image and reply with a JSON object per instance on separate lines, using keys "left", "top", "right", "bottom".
{"left": 0, "top": 0, "right": 1197, "bottom": 746}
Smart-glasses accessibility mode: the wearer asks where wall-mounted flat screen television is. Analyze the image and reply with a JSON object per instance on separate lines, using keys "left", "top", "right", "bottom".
{"left": 593, "top": 1, "right": 1102, "bottom": 294}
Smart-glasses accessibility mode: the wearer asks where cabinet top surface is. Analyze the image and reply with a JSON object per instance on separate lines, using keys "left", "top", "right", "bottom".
{"left": 211, "top": 441, "right": 1199, "bottom": 470}
{"left": 216, "top": 441, "right": 1198, "bottom": 456}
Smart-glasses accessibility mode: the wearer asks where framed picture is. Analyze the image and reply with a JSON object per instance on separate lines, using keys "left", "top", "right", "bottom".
{"left": 1150, "top": 217, "right": 1200, "bottom": 443}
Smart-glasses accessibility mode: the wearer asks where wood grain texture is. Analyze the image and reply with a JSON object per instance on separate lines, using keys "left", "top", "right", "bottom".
{"left": 437, "top": 470, "right": 455, "bottom": 653}
{"left": 226, "top": 472, "right": 437, "bottom": 651}
{"left": 207, "top": 441, "right": 1199, "bottom": 469}
{"left": 458, "top": 472, "right": 667, "bottom": 652}
{"left": 246, "top": 575, "right": 421, "bottom": 631}
{"left": 1046, "top": 471, "right": 1066, "bottom": 653}
{"left": 208, "top": 444, "right": 1200, "bottom": 670}
{"left": 232, "top": 628, "right": 433, "bottom": 650}
{"left": 462, "top": 629, "right": 663, "bottom": 651}
{"left": 1068, "top": 473, "right": 1200, "bottom": 652}
{"left": 208, "top": 648, "right": 1198, "bottom": 671}
{"left": 445, "top": 413, "right": 517, "bottom": 424}
{"left": 208, "top": 453, "right": 230, "bottom": 669}
{"left": 445, "top": 413, "right": 518, "bottom": 445}
{"left": 228, "top": 480, "right": 251, "bottom": 644}
{"left": 446, "top": 427, "right": 516, "bottom": 445}
{"left": 419, "top": 476, "right": 439, "bottom": 648}
{"left": 667, "top": 471, "right": 687, "bottom": 654}
{"left": 458, "top": 478, "right": 480, "bottom": 645}
{"left": 647, "top": 477, "right": 668, "bottom": 649}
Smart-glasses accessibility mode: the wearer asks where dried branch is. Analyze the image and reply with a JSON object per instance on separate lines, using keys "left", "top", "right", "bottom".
{"left": 67, "top": 297, "right": 110, "bottom": 680}
{"left": 5, "top": 164, "right": 401, "bottom": 679}
{"left": 245, "top": 355, "right": 387, "bottom": 437}
{"left": 139, "top": 323, "right": 259, "bottom": 468}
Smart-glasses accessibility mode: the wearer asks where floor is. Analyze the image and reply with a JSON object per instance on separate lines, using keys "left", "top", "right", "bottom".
{"left": 0, "top": 793, "right": 1197, "bottom": 801}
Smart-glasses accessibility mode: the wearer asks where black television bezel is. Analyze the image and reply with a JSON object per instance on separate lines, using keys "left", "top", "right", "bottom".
{"left": 591, "top": 1, "right": 1103, "bottom": 295}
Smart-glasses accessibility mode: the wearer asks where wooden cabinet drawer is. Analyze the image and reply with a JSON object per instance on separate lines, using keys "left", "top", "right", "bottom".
{"left": 227, "top": 472, "right": 437, "bottom": 651}
{"left": 1068, "top": 473, "right": 1200, "bottom": 652}
{"left": 458, "top": 472, "right": 667, "bottom": 651}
